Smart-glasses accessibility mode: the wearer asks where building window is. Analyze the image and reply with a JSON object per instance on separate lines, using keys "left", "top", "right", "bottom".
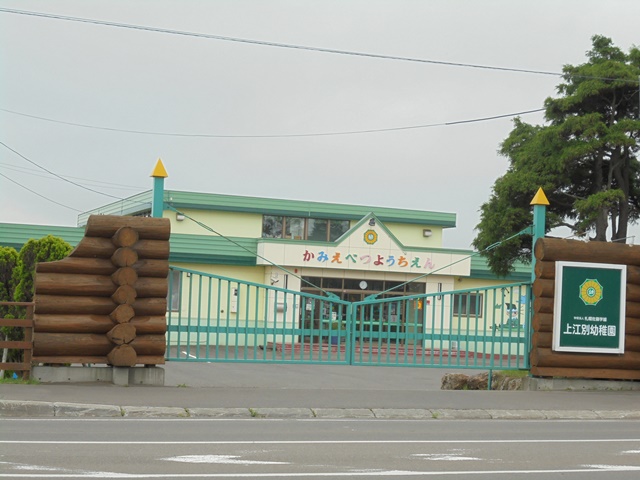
{"left": 168, "top": 270, "right": 181, "bottom": 311}
{"left": 262, "top": 215, "right": 283, "bottom": 238}
{"left": 453, "top": 293, "right": 483, "bottom": 317}
{"left": 285, "top": 217, "right": 305, "bottom": 239}
{"left": 262, "top": 216, "right": 351, "bottom": 242}
{"left": 329, "top": 220, "right": 349, "bottom": 241}
{"left": 307, "top": 218, "right": 328, "bottom": 241}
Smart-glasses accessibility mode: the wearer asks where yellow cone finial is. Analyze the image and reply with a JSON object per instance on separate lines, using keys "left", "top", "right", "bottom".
{"left": 530, "top": 187, "right": 550, "bottom": 206}
{"left": 151, "top": 159, "right": 168, "bottom": 178}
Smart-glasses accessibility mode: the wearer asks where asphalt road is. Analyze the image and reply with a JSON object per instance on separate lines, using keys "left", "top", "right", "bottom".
{"left": 2, "top": 418, "right": 640, "bottom": 478}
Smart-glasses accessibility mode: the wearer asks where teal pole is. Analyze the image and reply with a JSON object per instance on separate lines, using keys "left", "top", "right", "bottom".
{"left": 530, "top": 188, "right": 549, "bottom": 283}
{"left": 150, "top": 159, "right": 168, "bottom": 218}
{"left": 528, "top": 188, "right": 549, "bottom": 371}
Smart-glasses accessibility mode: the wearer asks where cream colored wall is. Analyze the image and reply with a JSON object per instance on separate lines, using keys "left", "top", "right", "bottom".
{"left": 167, "top": 209, "right": 263, "bottom": 237}
{"left": 167, "top": 209, "right": 443, "bottom": 249}
{"left": 168, "top": 263, "right": 268, "bottom": 347}
{"left": 172, "top": 263, "right": 265, "bottom": 282}
{"left": 450, "top": 276, "right": 528, "bottom": 333}
{"left": 384, "top": 222, "right": 443, "bottom": 248}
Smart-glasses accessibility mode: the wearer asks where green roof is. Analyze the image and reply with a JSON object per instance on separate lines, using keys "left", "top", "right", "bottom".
{"left": 0, "top": 222, "right": 256, "bottom": 266}
{"left": 0, "top": 223, "right": 85, "bottom": 250}
{"left": 79, "top": 190, "right": 457, "bottom": 228}
{"left": 170, "top": 234, "right": 257, "bottom": 266}
{"left": 77, "top": 191, "right": 153, "bottom": 225}
{"left": 469, "top": 254, "right": 531, "bottom": 282}
{"left": 0, "top": 221, "right": 529, "bottom": 280}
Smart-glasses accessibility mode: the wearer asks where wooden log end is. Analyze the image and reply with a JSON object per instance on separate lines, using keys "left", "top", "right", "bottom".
{"left": 107, "top": 344, "right": 137, "bottom": 367}
{"left": 111, "top": 247, "right": 139, "bottom": 268}
{"left": 111, "top": 267, "right": 139, "bottom": 286}
{"left": 111, "top": 285, "right": 138, "bottom": 305}
{"left": 112, "top": 226, "right": 139, "bottom": 248}
{"left": 107, "top": 323, "right": 137, "bottom": 345}
{"left": 110, "top": 304, "right": 136, "bottom": 324}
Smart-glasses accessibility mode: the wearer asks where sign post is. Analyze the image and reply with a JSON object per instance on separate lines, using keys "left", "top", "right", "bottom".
{"left": 553, "top": 261, "right": 626, "bottom": 354}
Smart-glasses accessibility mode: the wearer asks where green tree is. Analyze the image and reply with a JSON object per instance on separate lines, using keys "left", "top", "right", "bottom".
{"left": 12, "top": 235, "right": 72, "bottom": 304}
{"left": 0, "top": 246, "right": 18, "bottom": 309}
{"left": 1, "top": 236, "right": 71, "bottom": 376}
{"left": 473, "top": 35, "right": 640, "bottom": 276}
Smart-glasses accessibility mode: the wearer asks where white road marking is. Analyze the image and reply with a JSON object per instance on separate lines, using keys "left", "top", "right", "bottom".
{"left": 412, "top": 453, "right": 482, "bottom": 461}
{"left": 162, "top": 454, "right": 289, "bottom": 465}
{"left": 585, "top": 464, "right": 640, "bottom": 471}
{"left": 0, "top": 460, "right": 131, "bottom": 477}
{"left": 2, "top": 438, "right": 639, "bottom": 445}
{"left": 2, "top": 466, "right": 640, "bottom": 477}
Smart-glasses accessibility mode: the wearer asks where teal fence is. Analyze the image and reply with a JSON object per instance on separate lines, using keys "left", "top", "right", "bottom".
{"left": 166, "top": 266, "right": 531, "bottom": 370}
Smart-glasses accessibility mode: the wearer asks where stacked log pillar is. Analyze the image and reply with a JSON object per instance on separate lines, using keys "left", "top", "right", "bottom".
{"left": 531, "top": 238, "right": 640, "bottom": 380}
{"left": 33, "top": 215, "right": 170, "bottom": 366}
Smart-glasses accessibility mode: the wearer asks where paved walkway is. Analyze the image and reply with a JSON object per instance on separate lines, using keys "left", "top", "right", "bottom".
{"left": 1, "top": 363, "right": 639, "bottom": 420}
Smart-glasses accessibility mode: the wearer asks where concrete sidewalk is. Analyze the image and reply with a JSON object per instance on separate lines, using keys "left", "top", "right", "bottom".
{"left": 1, "top": 363, "right": 639, "bottom": 420}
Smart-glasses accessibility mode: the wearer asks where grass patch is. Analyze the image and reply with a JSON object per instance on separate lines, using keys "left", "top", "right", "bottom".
{"left": 497, "top": 370, "right": 529, "bottom": 378}
{"left": 0, "top": 377, "right": 40, "bottom": 385}
{"left": 248, "top": 408, "right": 265, "bottom": 418}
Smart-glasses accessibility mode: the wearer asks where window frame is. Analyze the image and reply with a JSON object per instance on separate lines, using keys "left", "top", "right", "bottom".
{"left": 262, "top": 215, "right": 350, "bottom": 242}
{"left": 168, "top": 270, "right": 182, "bottom": 312}
{"left": 452, "top": 292, "right": 484, "bottom": 317}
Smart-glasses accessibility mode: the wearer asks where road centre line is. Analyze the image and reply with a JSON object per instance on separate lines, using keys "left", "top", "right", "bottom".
{"left": 2, "top": 439, "right": 640, "bottom": 445}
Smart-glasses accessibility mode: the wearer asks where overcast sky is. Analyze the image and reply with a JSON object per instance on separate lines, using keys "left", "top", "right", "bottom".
{"left": 1, "top": 0, "right": 639, "bottom": 249}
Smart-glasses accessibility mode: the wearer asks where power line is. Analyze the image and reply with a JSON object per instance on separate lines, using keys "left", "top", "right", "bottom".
{"left": 1, "top": 146, "right": 153, "bottom": 215}
{"left": 0, "top": 171, "right": 83, "bottom": 212}
{"left": 0, "top": 161, "right": 144, "bottom": 190}
{"left": 0, "top": 107, "right": 546, "bottom": 138}
{"left": 0, "top": 140, "right": 126, "bottom": 200}
{"left": 1, "top": 7, "right": 637, "bottom": 84}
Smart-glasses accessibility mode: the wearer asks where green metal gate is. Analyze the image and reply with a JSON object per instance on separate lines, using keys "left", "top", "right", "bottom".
{"left": 166, "top": 266, "right": 531, "bottom": 370}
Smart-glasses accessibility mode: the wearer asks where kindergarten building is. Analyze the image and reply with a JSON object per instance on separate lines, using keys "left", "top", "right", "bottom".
{"left": 1, "top": 188, "right": 529, "bottom": 316}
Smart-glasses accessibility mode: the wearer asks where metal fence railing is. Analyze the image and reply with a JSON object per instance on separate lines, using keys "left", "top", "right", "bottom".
{"left": 166, "top": 267, "right": 531, "bottom": 370}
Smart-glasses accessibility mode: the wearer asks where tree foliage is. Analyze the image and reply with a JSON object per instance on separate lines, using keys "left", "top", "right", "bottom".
{"left": 0, "top": 246, "right": 19, "bottom": 320}
{"left": 12, "top": 235, "right": 72, "bottom": 303}
{"left": 1, "top": 236, "right": 71, "bottom": 374}
{"left": 473, "top": 36, "right": 640, "bottom": 276}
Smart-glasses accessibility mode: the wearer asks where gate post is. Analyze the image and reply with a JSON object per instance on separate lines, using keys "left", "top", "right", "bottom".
{"left": 528, "top": 188, "right": 549, "bottom": 368}
{"left": 346, "top": 304, "right": 355, "bottom": 365}
{"left": 151, "top": 159, "right": 168, "bottom": 218}
{"left": 530, "top": 188, "right": 549, "bottom": 283}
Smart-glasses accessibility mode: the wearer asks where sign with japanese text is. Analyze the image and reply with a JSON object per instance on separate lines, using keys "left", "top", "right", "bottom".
{"left": 552, "top": 261, "right": 626, "bottom": 354}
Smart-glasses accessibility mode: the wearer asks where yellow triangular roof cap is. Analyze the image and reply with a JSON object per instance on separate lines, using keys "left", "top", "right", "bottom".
{"left": 530, "top": 187, "right": 550, "bottom": 206}
{"left": 151, "top": 159, "right": 168, "bottom": 178}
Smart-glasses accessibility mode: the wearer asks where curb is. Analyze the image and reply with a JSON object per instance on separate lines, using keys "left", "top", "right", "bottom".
{"left": 2, "top": 400, "right": 640, "bottom": 420}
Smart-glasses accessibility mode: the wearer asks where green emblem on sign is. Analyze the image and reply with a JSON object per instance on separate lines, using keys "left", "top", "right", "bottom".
{"left": 579, "top": 279, "right": 603, "bottom": 306}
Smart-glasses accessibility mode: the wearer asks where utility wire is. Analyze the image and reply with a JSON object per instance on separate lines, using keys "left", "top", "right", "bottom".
{"left": 1, "top": 7, "right": 637, "bottom": 85}
{"left": 0, "top": 171, "right": 82, "bottom": 212}
{"left": 0, "top": 107, "right": 546, "bottom": 138}
{"left": 0, "top": 161, "right": 144, "bottom": 190}
{"left": 0, "top": 141, "right": 124, "bottom": 200}
{"left": 167, "top": 205, "right": 533, "bottom": 298}
{"left": 374, "top": 227, "right": 532, "bottom": 298}
{"left": 166, "top": 205, "right": 331, "bottom": 295}
{"left": 0, "top": 141, "right": 152, "bottom": 212}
